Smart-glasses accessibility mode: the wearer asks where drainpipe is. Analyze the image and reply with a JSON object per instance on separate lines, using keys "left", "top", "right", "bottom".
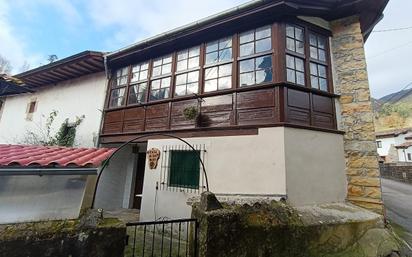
{"left": 96, "top": 55, "right": 111, "bottom": 147}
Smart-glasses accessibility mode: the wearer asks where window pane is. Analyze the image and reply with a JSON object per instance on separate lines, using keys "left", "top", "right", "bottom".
{"left": 311, "top": 76, "right": 319, "bottom": 89}
{"left": 296, "top": 72, "right": 305, "bottom": 85}
{"left": 218, "top": 76, "right": 231, "bottom": 89}
{"left": 153, "top": 58, "right": 162, "bottom": 66}
{"left": 205, "top": 67, "right": 218, "bottom": 80}
{"left": 286, "top": 55, "right": 295, "bottom": 69}
{"left": 310, "top": 63, "right": 318, "bottom": 76}
{"left": 309, "top": 34, "right": 317, "bottom": 46}
{"left": 296, "top": 41, "right": 305, "bottom": 54}
{"left": 219, "top": 48, "right": 232, "bottom": 62}
{"left": 139, "top": 70, "right": 148, "bottom": 80}
{"left": 175, "top": 85, "right": 186, "bottom": 96}
{"left": 176, "top": 60, "right": 187, "bottom": 71}
{"left": 187, "top": 71, "right": 199, "bottom": 83}
{"left": 187, "top": 83, "right": 198, "bottom": 94}
{"left": 319, "top": 50, "right": 326, "bottom": 62}
{"left": 240, "top": 59, "right": 254, "bottom": 73}
{"left": 163, "top": 63, "right": 172, "bottom": 74}
{"left": 318, "top": 37, "right": 326, "bottom": 49}
{"left": 295, "top": 58, "right": 304, "bottom": 72}
{"left": 256, "top": 69, "right": 272, "bottom": 84}
{"left": 110, "top": 88, "right": 125, "bottom": 107}
{"left": 240, "top": 72, "right": 254, "bottom": 87}
{"left": 139, "top": 82, "right": 148, "bottom": 93}
{"left": 219, "top": 38, "right": 232, "bottom": 49}
{"left": 240, "top": 42, "right": 254, "bottom": 57}
{"left": 163, "top": 55, "right": 172, "bottom": 64}
{"left": 256, "top": 55, "right": 272, "bottom": 69}
{"left": 161, "top": 88, "right": 170, "bottom": 98}
{"left": 205, "top": 52, "right": 218, "bottom": 64}
{"left": 206, "top": 41, "right": 218, "bottom": 53}
{"left": 141, "top": 63, "right": 148, "bottom": 70}
{"left": 319, "top": 78, "right": 327, "bottom": 91}
{"left": 188, "top": 57, "right": 199, "bottom": 69}
{"left": 177, "top": 60, "right": 187, "bottom": 72}
{"left": 204, "top": 79, "right": 217, "bottom": 92}
{"left": 286, "top": 38, "right": 295, "bottom": 52}
{"left": 177, "top": 50, "right": 188, "bottom": 60}
{"left": 240, "top": 31, "right": 254, "bottom": 44}
{"left": 286, "top": 25, "right": 294, "bottom": 38}
{"left": 310, "top": 46, "right": 318, "bottom": 59}
{"left": 295, "top": 27, "right": 304, "bottom": 41}
{"left": 256, "top": 26, "right": 271, "bottom": 39}
{"left": 219, "top": 64, "right": 232, "bottom": 77}
{"left": 176, "top": 73, "right": 187, "bottom": 85}
{"left": 152, "top": 67, "right": 161, "bottom": 77}
{"left": 256, "top": 38, "right": 271, "bottom": 53}
{"left": 151, "top": 80, "right": 161, "bottom": 89}
{"left": 161, "top": 77, "right": 171, "bottom": 88}
{"left": 318, "top": 65, "right": 327, "bottom": 78}
{"left": 287, "top": 69, "right": 295, "bottom": 83}
{"left": 189, "top": 47, "right": 200, "bottom": 57}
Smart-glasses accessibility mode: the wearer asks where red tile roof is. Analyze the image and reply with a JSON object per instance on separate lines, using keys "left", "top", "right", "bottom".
{"left": 0, "top": 144, "right": 116, "bottom": 168}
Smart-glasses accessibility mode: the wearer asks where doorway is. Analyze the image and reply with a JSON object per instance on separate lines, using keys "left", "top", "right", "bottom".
{"left": 132, "top": 152, "right": 146, "bottom": 209}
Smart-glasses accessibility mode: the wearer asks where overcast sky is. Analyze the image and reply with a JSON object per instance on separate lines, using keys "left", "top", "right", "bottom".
{"left": 0, "top": 0, "right": 410, "bottom": 98}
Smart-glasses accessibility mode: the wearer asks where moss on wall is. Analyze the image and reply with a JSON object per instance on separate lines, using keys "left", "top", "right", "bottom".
{"left": 192, "top": 196, "right": 401, "bottom": 257}
{"left": 0, "top": 211, "right": 126, "bottom": 257}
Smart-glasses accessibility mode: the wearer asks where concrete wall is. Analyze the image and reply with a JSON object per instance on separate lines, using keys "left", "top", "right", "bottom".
{"left": 0, "top": 72, "right": 106, "bottom": 147}
{"left": 140, "top": 127, "right": 347, "bottom": 220}
{"left": 94, "top": 145, "right": 137, "bottom": 210}
{"left": 284, "top": 128, "right": 347, "bottom": 206}
{"left": 140, "top": 127, "right": 287, "bottom": 221}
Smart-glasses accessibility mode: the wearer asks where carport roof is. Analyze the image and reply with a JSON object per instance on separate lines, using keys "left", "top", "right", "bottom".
{"left": 0, "top": 144, "right": 116, "bottom": 168}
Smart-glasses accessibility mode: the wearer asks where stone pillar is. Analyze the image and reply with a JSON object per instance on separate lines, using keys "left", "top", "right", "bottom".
{"left": 330, "top": 16, "right": 383, "bottom": 213}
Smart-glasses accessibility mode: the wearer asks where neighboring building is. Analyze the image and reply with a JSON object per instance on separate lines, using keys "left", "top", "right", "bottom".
{"left": 376, "top": 128, "right": 412, "bottom": 162}
{"left": 0, "top": 51, "right": 107, "bottom": 147}
{"left": 94, "top": 0, "right": 388, "bottom": 218}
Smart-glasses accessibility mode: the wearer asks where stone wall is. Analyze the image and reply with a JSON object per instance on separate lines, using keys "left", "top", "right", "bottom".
{"left": 330, "top": 16, "right": 384, "bottom": 213}
{"left": 380, "top": 163, "right": 412, "bottom": 184}
{"left": 191, "top": 193, "right": 400, "bottom": 257}
{"left": 0, "top": 212, "right": 126, "bottom": 257}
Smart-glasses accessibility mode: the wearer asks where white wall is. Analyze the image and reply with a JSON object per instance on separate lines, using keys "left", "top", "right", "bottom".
{"left": 94, "top": 145, "right": 137, "bottom": 210}
{"left": 0, "top": 72, "right": 106, "bottom": 147}
{"left": 139, "top": 127, "right": 347, "bottom": 220}
{"left": 377, "top": 137, "right": 396, "bottom": 157}
{"left": 140, "top": 127, "right": 287, "bottom": 221}
{"left": 284, "top": 128, "right": 347, "bottom": 206}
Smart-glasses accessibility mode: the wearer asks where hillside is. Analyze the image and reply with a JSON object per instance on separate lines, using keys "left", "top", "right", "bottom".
{"left": 373, "top": 88, "right": 412, "bottom": 132}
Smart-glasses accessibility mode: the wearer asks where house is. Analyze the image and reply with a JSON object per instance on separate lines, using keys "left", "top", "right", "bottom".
{"left": 376, "top": 128, "right": 412, "bottom": 162}
{"left": 94, "top": 0, "right": 388, "bottom": 219}
{"left": 0, "top": 51, "right": 107, "bottom": 147}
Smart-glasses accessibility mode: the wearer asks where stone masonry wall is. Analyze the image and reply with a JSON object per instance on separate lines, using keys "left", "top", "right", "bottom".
{"left": 330, "top": 16, "right": 384, "bottom": 213}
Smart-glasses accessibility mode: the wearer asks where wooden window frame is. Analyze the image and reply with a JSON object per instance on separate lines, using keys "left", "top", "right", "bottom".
{"left": 106, "top": 20, "right": 334, "bottom": 110}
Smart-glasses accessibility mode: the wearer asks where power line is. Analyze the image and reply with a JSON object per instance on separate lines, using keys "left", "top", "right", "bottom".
{"left": 372, "top": 26, "right": 412, "bottom": 33}
{"left": 368, "top": 40, "right": 412, "bottom": 59}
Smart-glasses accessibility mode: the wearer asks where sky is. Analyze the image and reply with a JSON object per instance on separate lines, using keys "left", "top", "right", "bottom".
{"left": 0, "top": 0, "right": 410, "bottom": 98}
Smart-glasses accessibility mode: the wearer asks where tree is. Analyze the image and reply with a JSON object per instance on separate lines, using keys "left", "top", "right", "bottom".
{"left": 47, "top": 55, "right": 58, "bottom": 63}
{"left": 0, "top": 55, "right": 12, "bottom": 75}
{"left": 19, "top": 61, "right": 30, "bottom": 73}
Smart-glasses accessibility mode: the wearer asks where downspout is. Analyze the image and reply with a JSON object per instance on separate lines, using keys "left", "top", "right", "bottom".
{"left": 95, "top": 55, "right": 111, "bottom": 147}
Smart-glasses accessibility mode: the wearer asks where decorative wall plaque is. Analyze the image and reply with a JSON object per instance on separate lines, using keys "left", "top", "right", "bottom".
{"left": 147, "top": 148, "right": 161, "bottom": 169}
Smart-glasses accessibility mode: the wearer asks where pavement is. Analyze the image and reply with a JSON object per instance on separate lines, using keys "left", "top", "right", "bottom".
{"left": 381, "top": 178, "right": 412, "bottom": 253}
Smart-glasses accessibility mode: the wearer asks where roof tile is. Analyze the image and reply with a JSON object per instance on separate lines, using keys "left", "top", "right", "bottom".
{"left": 0, "top": 144, "right": 116, "bottom": 168}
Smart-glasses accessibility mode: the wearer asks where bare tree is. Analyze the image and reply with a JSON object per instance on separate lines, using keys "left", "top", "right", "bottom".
{"left": 0, "top": 55, "right": 12, "bottom": 75}
{"left": 19, "top": 61, "right": 31, "bottom": 73}
{"left": 47, "top": 55, "right": 58, "bottom": 63}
